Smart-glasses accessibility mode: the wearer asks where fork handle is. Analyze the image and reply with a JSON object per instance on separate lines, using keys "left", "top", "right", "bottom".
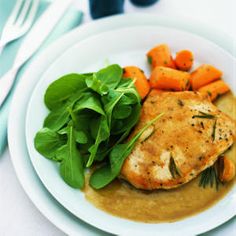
{"left": 0, "top": 41, "right": 6, "bottom": 56}
{"left": 0, "top": 68, "right": 18, "bottom": 108}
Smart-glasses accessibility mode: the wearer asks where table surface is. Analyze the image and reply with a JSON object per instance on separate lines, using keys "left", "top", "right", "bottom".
{"left": 0, "top": 0, "right": 235, "bottom": 235}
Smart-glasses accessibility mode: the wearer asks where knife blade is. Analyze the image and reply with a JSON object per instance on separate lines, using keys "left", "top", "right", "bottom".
{"left": 0, "top": 0, "right": 73, "bottom": 107}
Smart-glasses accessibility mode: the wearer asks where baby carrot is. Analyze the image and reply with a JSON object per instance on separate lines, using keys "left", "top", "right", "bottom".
{"left": 149, "top": 66, "right": 190, "bottom": 91}
{"left": 190, "top": 64, "right": 222, "bottom": 90}
{"left": 175, "top": 50, "right": 194, "bottom": 71}
{"left": 219, "top": 156, "right": 235, "bottom": 182}
{"left": 198, "top": 80, "right": 230, "bottom": 101}
{"left": 123, "top": 66, "right": 150, "bottom": 99}
{"left": 147, "top": 44, "right": 176, "bottom": 70}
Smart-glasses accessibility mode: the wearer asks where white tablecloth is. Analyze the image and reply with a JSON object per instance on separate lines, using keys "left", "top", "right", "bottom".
{"left": 0, "top": 0, "right": 235, "bottom": 235}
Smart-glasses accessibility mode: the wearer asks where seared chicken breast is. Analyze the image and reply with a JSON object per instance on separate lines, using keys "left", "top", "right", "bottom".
{"left": 121, "top": 90, "right": 236, "bottom": 190}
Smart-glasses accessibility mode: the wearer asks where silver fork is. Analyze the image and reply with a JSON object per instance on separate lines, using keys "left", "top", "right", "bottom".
{"left": 0, "top": 0, "right": 39, "bottom": 55}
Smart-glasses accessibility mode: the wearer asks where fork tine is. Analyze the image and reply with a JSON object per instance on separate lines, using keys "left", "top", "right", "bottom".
{"left": 27, "top": 0, "right": 40, "bottom": 20}
{"left": 20, "top": 0, "right": 39, "bottom": 31}
{"left": 0, "top": 0, "right": 39, "bottom": 53}
{"left": 15, "top": 0, "right": 32, "bottom": 26}
{"left": 4, "top": 0, "right": 24, "bottom": 27}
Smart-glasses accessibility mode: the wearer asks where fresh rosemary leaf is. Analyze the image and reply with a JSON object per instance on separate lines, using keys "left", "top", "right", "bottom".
{"left": 210, "top": 167, "right": 214, "bottom": 187}
{"left": 192, "top": 111, "right": 215, "bottom": 119}
{"left": 214, "top": 167, "right": 219, "bottom": 191}
{"left": 169, "top": 155, "right": 181, "bottom": 178}
{"left": 147, "top": 56, "right": 152, "bottom": 64}
{"left": 207, "top": 91, "right": 212, "bottom": 97}
{"left": 199, "top": 169, "right": 208, "bottom": 188}
{"left": 211, "top": 119, "right": 217, "bottom": 141}
{"left": 199, "top": 165, "right": 220, "bottom": 190}
{"left": 177, "top": 99, "right": 184, "bottom": 107}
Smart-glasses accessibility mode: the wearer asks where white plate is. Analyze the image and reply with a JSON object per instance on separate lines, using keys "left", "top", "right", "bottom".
{"left": 25, "top": 25, "right": 236, "bottom": 235}
{"left": 8, "top": 14, "right": 236, "bottom": 235}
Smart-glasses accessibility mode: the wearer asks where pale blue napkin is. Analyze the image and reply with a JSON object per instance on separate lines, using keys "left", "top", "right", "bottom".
{"left": 0, "top": 0, "right": 83, "bottom": 155}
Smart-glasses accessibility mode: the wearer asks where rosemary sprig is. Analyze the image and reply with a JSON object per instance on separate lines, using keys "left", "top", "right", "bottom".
{"left": 207, "top": 91, "right": 212, "bottom": 97}
{"left": 192, "top": 111, "right": 215, "bottom": 119}
{"left": 147, "top": 56, "right": 152, "bottom": 64}
{"left": 177, "top": 99, "right": 184, "bottom": 107}
{"left": 169, "top": 155, "right": 181, "bottom": 178}
{"left": 211, "top": 119, "right": 217, "bottom": 141}
{"left": 199, "top": 165, "right": 221, "bottom": 191}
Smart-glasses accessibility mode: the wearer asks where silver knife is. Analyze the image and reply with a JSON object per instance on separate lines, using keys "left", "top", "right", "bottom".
{"left": 0, "top": 0, "right": 73, "bottom": 108}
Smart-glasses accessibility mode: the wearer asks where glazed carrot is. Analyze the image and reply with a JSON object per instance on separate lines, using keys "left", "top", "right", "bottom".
{"left": 149, "top": 66, "right": 191, "bottom": 91}
{"left": 123, "top": 66, "right": 150, "bottom": 99}
{"left": 190, "top": 64, "right": 222, "bottom": 90}
{"left": 174, "top": 50, "right": 194, "bottom": 71}
{"left": 219, "top": 156, "right": 235, "bottom": 182}
{"left": 198, "top": 80, "right": 230, "bottom": 101}
{"left": 147, "top": 44, "right": 176, "bottom": 70}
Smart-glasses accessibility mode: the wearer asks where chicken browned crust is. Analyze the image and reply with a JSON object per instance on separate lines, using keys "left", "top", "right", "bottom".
{"left": 121, "top": 90, "right": 236, "bottom": 190}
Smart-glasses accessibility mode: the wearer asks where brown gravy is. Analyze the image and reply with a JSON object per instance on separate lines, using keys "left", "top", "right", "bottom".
{"left": 84, "top": 93, "right": 236, "bottom": 223}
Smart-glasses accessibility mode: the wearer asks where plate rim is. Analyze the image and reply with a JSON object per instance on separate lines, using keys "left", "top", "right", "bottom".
{"left": 8, "top": 13, "right": 236, "bottom": 236}
{"left": 25, "top": 24, "right": 236, "bottom": 235}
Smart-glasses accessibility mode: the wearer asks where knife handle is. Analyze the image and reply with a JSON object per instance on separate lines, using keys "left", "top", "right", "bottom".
{"left": 0, "top": 68, "right": 18, "bottom": 108}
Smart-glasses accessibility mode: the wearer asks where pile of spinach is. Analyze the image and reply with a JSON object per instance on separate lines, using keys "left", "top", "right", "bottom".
{"left": 34, "top": 64, "right": 163, "bottom": 190}
{"left": 34, "top": 64, "right": 140, "bottom": 189}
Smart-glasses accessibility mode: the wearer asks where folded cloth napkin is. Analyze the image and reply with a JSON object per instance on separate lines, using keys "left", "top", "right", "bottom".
{"left": 0, "top": 0, "right": 83, "bottom": 155}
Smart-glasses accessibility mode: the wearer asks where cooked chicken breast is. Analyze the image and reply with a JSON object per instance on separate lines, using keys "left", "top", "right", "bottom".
{"left": 121, "top": 90, "right": 236, "bottom": 190}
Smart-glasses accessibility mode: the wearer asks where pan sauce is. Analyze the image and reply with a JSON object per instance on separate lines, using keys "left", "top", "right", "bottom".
{"left": 84, "top": 93, "right": 236, "bottom": 223}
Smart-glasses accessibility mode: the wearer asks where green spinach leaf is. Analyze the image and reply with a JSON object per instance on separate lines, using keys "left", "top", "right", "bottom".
{"left": 113, "top": 104, "right": 132, "bottom": 119}
{"left": 85, "top": 64, "right": 123, "bottom": 95}
{"left": 44, "top": 73, "right": 87, "bottom": 110}
{"left": 102, "top": 90, "right": 124, "bottom": 127}
{"left": 86, "top": 116, "right": 110, "bottom": 167}
{"left": 74, "top": 130, "right": 88, "bottom": 144}
{"left": 73, "top": 92, "right": 105, "bottom": 115}
{"left": 57, "top": 121, "right": 88, "bottom": 144}
{"left": 44, "top": 90, "right": 88, "bottom": 131}
{"left": 111, "top": 103, "right": 141, "bottom": 135}
{"left": 34, "top": 128, "right": 66, "bottom": 161}
{"left": 95, "top": 64, "right": 122, "bottom": 89}
{"left": 88, "top": 165, "right": 114, "bottom": 189}
{"left": 85, "top": 75, "right": 109, "bottom": 95}
{"left": 43, "top": 105, "right": 70, "bottom": 131}
{"left": 59, "top": 125, "right": 85, "bottom": 189}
